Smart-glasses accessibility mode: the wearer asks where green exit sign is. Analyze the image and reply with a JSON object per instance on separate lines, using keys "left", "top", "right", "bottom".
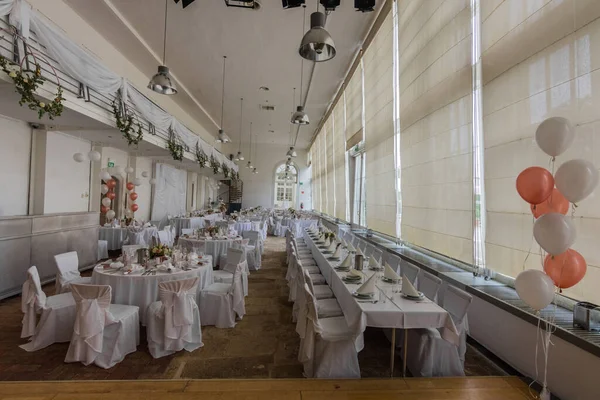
{"left": 107, "top": 161, "right": 115, "bottom": 167}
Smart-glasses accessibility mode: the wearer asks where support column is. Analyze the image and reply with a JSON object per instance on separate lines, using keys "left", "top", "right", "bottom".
{"left": 28, "top": 129, "right": 47, "bottom": 215}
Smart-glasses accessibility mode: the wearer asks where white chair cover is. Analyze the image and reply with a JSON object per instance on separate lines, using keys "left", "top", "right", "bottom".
{"left": 297, "top": 284, "right": 360, "bottom": 378}
{"left": 401, "top": 261, "right": 420, "bottom": 285}
{"left": 213, "top": 248, "right": 249, "bottom": 297}
{"left": 65, "top": 284, "right": 139, "bottom": 369}
{"left": 158, "top": 230, "right": 171, "bottom": 246}
{"left": 181, "top": 228, "right": 194, "bottom": 235}
{"left": 242, "top": 230, "right": 262, "bottom": 270}
{"left": 419, "top": 271, "right": 442, "bottom": 302}
{"left": 407, "top": 285, "right": 473, "bottom": 377}
{"left": 20, "top": 266, "right": 76, "bottom": 351}
{"left": 146, "top": 277, "right": 203, "bottom": 358}
{"left": 199, "top": 262, "right": 246, "bottom": 328}
{"left": 54, "top": 251, "right": 91, "bottom": 294}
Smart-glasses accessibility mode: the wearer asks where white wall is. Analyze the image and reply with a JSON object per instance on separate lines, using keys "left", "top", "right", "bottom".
{"left": 44, "top": 131, "right": 91, "bottom": 214}
{"left": 227, "top": 143, "right": 310, "bottom": 209}
{"left": 0, "top": 115, "right": 31, "bottom": 217}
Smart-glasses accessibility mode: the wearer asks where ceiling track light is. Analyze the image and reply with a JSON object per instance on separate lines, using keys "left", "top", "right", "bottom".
{"left": 148, "top": 0, "right": 178, "bottom": 94}
{"left": 216, "top": 56, "right": 231, "bottom": 143}
{"left": 225, "top": 0, "right": 259, "bottom": 9}
{"left": 299, "top": 1, "right": 336, "bottom": 62}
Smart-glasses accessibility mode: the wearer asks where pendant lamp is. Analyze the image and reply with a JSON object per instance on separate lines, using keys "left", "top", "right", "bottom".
{"left": 292, "top": 7, "right": 310, "bottom": 125}
{"left": 235, "top": 97, "right": 245, "bottom": 161}
{"left": 216, "top": 56, "right": 231, "bottom": 143}
{"left": 148, "top": 0, "right": 177, "bottom": 94}
{"left": 286, "top": 146, "right": 297, "bottom": 157}
{"left": 299, "top": 6, "right": 336, "bottom": 62}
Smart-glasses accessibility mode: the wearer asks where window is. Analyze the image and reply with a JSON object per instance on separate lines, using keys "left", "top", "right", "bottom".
{"left": 274, "top": 163, "right": 297, "bottom": 209}
{"left": 350, "top": 147, "right": 366, "bottom": 226}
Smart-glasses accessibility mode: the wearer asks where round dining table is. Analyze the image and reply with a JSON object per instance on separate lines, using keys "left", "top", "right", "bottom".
{"left": 232, "top": 221, "right": 253, "bottom": 235}
{"left": 178, "top": 236, "right": 244, "bottom": 266}
{"left": 90, "top": 255, "right": 214, "bottom": 324}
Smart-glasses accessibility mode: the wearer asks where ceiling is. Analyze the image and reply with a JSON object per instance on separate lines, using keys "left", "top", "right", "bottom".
{"left": 65, "top": 0, "right": 380, "bottom": 149}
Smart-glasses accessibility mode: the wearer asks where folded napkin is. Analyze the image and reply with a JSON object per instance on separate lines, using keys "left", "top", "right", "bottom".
{"left": 327, "top": 241, "right": 337, "bottom": 252}
{"left": 340, "top": 253, "right": 353, "bottom": 268}
{"left": 402, "top": 274, "right": 420, "bottom": 297}
{"left": 144, "top": 222, "right": 151, "bottom": 228}
{"left": 109, "top": 261, "right": 124, "bottom": 269}
{"left": 332, "top": 246, "right": 342, "bottom": 258}
{"left": 348, "top": 269, "right": 362, "bottom": 278}
{"left": 158, "top": 263, "right": 175, "bottom": 273}
{"left": 384, "top": 263, "right": 400, "bottom": 281}
{"left": 369, "top": 257, "right": 381, "bottom": 269}
{"left": 357, "top": 273, "right": 377, "bottom": 295}
{"left": 355, "top": 247, "right": 364, "bottom": 257}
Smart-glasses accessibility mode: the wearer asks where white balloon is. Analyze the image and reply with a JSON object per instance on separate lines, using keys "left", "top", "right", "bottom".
{"left": 533, "top": 213, "right": 576, "bottom": 256}
{"left": 87, "top": 150, "right": 101, "bottom": 162}
{"left": 141, "top": 171, "right": 149, "bottom": 178}
{"left": 106, "top": 210, "right": 115, "bottom": 220}
{"left": 133, "top": 178, "right": 142, "bottom": 186}
{"left": 100, "top": 184, "right": 109, "bottom": 195}
{"left": 114, "top": 166, "right": 124, "bottom": 176}
{"left": 73, "top": 153, "right": 87, "bottom": 163}
{"left": 125, "top": 166, "right": 134, "bottom": 174}
{"left": 555, "top": 159, "right": 599, "bottom": 204}
{"left": 149, "top": 178, "right": 157, "bottom": 185}
{"left": 515, "top": 270, "right": 555, "bottom": 311}
{"left": 535, "top": 117, "right": 575, "bottom": 157}
{"left": 100, "top": 171, "right": 112, "bottom": 182}
{"left": 101, "top": 197, "right": 111, "bottom": 207}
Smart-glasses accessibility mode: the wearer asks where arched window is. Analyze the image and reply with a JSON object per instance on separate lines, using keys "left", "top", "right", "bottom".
{"left": 274, "top": 163, "right": 298, "bottom": 208}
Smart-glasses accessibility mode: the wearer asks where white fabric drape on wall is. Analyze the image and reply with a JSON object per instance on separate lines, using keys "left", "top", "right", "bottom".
{"left": 151, "top": 163, "right": 187, "bottom": 220}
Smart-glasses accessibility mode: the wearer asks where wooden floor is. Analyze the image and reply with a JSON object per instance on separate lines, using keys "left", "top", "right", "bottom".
{"left": 0, "top": 377, "right": 535, "bottom": 400}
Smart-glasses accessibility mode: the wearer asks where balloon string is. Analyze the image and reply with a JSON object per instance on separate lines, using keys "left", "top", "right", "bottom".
{"left": 522, "top": 215, "right": 536, "bottom": 271}
{"left": 530, "top": 314, "right": 542, "bottom": 399}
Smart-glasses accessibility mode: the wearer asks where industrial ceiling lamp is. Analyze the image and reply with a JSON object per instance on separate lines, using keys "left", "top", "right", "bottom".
{"left": 235, "top": 97, "right": 245, "bottom": 161}
{"left": 251, "top": 129, "right": 258, "bottom": 174}
{"left": 292, "top": 7, "right": 310, "bottom": 125}
{"left": 299, "top": 1, "right": 336, "bottom": 62}
{"left": 246, "top": 123, "right": 253, "bottom": 169}
{"left": 216, "top": 56, "right": 231, "bottom": 143}
{"left": 148, "top": 0, "right": 178, "bottom": 95}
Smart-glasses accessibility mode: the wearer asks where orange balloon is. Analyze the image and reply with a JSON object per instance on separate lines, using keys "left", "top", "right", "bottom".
{"left": 106, "top": 179, "right": 116, "bottom": 189}
{"left": 531, "top": 188, "right": 570, "bottom": 218}
{"left": 106, "top": 191, "right": 116, "bottom": 200}
{"left": 516, "top": 167, "right": 554, "bottom": 205}
{"left": 543, "top": 249, "right": 587, "bottom": 289}
{"left": 126, "top": 182, "right": 135, "bottom": 191}
{"left": 101, "top": 205, "right": 109, "bottom": 214}
{"left": 130, "top": 203, "right": 139, "bottom": 212}
{"left": 130, "top": 192, "right": 138, "bottom": 201}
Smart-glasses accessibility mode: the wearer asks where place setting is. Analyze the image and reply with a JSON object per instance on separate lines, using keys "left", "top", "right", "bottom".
{"left": 352, "top": 273, "right": 379, "bottom": 304}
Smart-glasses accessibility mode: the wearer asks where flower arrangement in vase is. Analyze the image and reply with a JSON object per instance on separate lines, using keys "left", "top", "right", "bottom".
{"left": 205, "top": 226, "right": 219, "bottom": 238}
{"left": 149, "top": 243, "right": 172, "bottom": 261}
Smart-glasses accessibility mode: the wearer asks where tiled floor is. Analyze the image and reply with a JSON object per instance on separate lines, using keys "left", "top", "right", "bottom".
{"left": 0, "top": 236, "right": 506, "bottom": 380}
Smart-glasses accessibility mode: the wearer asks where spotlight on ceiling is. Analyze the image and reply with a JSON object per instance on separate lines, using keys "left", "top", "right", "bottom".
{"left": 225, "top": 0, "right": 258, "bottom": 8}
{"left": 355, "top": 0, "right": 375, "bottom": 12}
{"left": 320, "top": 0, "right": 340, "bottom": 11}
{"left": 282, "top": 0, "right": 304, "bottom": 9}
{"left": 299, "top": 11, "right": 336, "bottom": 62}
{"left": 174, "top": 0, "right": 196, "bottom": 9}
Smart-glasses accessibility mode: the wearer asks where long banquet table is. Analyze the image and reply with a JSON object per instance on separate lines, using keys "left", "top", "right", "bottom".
{"left": 91, "top": 256, "right": 214, "bottom": 324}
{"left": 279, "top": 218, "right": 318, "bottom": 238}
{"left": 303, "top": 229, "right": 458, "bottom": 376}
{"left": 178, "top": 236, "right": 243, "bottom": 266}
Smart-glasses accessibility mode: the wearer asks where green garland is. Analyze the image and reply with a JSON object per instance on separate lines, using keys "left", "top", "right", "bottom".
{"left": 222, "top": 163, "right": 230, "bottom": 179}
{"left": 0, "top": 56, "right": 64, "bottom": 120}
{"left": 167, "top": 129, "right": 184, "bottom": 161}
{"left": 210, "top": 155, "right": 220, "bottom": 174}
{"left": 111, "top": 100, "right": 143, "bottom": 146}
{"left": 195, "top": 142, "right": 208, "bottom": 166}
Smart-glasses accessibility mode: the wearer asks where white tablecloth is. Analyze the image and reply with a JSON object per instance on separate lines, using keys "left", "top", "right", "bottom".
{"left": 281, "top": 219, "right": 318, "bottom": 237}
{"left": 99, "top": 226, "right": 159, "bottom": 250}
{"left": 232, "top": 221, "right": 253, "bottom": 235}
{"left": 172, "top": 217, "right": 207, "bottom": 236}
{"left": 178, "top": 237, "right": 243, "bottom": 266}
{"left": 90, "top": 256, "right": 213, "bottom": 324}
{"left": 304, "top": 231, "right": 458, "bottom": 348}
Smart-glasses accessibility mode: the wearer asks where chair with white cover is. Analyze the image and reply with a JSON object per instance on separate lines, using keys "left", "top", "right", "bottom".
{"left": 181, "top": 228, "right": 194, "bottom": 235}
{"left": 242, "top": 230, "right": 262, "bottom": 270}
{"left": 98, "top": 240, "right": 109, "bottom": 261}
{"left": 146, "top": 277, "right": 203, "bottom": 358}
{"left": 54, "top": 251, "right": 92, "bottom": 294}
{"left": 401, "top": 261, "right": 420, "bottom": 286}
{"left": 419, "top": 271, "right": 442, "bottom": 302}
{"left": 407, "top": 285, "right": 473, "bottom": 377}
{"left": 199, "top": 261, "right": 246, "bottom": 328}
{"left": 158, "top": 230, "right": 171, "bottom": 246}
{"left": 20, "top": 266, "right": 77, "bottom": 352}
{"left": 213, "top": 248, "right": 249, "bottom": 297}
{"left": 301, "top": 268, "right": 341, "bottom": 318}
{"left": 297, "top": 283, "right": 360, "bottom": 378}
{"left": 65, "top": 284, "right": 139, "bottom": 369}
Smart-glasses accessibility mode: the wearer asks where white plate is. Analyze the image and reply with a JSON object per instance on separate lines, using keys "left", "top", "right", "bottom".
{"left": 352, "top": 291, "right": 374, "bottom": 299}
{"left": 401, "top": 292, "right": 424, "bottom": 300}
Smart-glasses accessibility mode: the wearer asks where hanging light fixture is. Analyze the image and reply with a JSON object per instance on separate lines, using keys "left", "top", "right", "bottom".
{"left": 251, "top": 128, "right": 258, "bottom": 174}
{"left": 292, "top": 7, "right": 310, "bottom": 125}
{"left": 299, "top": 1, "right": 336, "bottom": 62}
{"left": 235, "top": 97, "right": 245, "bottom": 161}
{"left": 286, "top": 146, "right": 297, "bottom": 157}
{"left": 246, "top": 122, "right": 253, "bottom": 168}
{"left": 216, "top": 56, "right": 231, "bottom": 143}
{"left": 148, "top": 0, "right": 178, "bottom": 94}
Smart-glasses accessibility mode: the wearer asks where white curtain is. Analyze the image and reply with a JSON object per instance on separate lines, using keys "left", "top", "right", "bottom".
{"left": 151, "top": 163, "right": 187, "bottom": 220}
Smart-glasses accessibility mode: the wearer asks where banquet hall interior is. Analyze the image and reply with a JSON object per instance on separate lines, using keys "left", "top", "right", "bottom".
{"left": 0, "top": 0, "right": 599, "bottom": 399}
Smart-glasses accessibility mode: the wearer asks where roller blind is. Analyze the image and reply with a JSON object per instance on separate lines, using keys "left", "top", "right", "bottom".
{"left": 363, "top": 11, "right": 395, "bottom": 236}
{"left": 325, "top": 116, "right": 335, "bottom": 216}
{"left": 318, "top": 130, "right": 327, "bottom": 214}
{"left": 399, "top": 0, "right": 474, "bottom": 264}
{"left": 333, "top": 100, "right": 347, "bottom": 220}
{"left": 345, "top": 62, "right": 363, "bottom": 142}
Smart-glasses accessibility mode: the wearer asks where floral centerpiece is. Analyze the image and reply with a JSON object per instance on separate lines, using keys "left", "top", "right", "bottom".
{"left": 207, "top": 209, "right": 214, "bottom": 215}
{"left": 231, "top": 214, "right": 239, "bottom": 221}
{"left": 205, "top": 226, "right": 219, "bottom": 237}
{"left": 324, "top": 232, "right": 336, "bottom": 241}
{"left": 150, "top": 243, "right": 172, "bottom": 260}
{"left": 219, "top": 202, "right": 227, "bottom": 213}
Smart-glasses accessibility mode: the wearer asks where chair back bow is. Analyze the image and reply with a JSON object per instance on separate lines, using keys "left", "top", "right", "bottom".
{"left": 158, "top": 278, "right": 199, "bottom": 341}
